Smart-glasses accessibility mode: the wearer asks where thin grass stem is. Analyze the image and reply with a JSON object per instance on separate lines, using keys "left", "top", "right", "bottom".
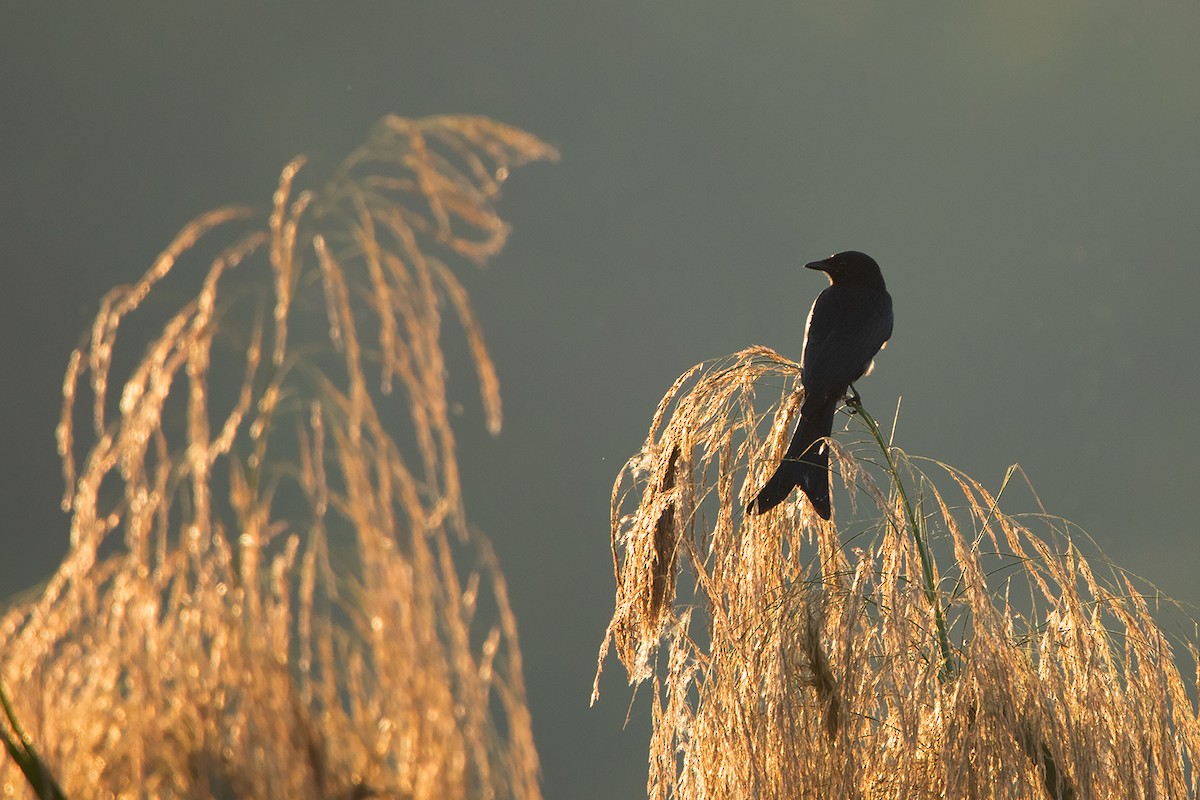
{"left": 847, "top": 393, "right": 956, "bottom": 680}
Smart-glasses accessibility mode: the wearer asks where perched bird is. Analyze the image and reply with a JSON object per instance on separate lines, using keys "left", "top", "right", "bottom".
{"left": 747, "top": 251, "right": 893, "bottom": 519}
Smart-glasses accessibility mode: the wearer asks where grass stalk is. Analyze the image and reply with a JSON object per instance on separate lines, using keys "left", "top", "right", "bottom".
{"left": 0, "top": 680, "right": 66, "bottom": 800}
{"left": 846, "top": 393, "right": 956, "bottom": 681}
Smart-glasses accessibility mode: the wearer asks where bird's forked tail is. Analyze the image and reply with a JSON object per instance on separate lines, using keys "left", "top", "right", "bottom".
{"left": 746, "top": 400, "right": 837, "bottom": 519}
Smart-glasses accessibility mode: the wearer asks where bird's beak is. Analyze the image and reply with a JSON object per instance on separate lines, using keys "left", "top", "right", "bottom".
{"left": 804, "top": 258, "right": 829, "bottom": 272}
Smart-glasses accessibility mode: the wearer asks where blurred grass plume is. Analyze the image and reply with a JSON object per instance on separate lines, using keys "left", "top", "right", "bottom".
{"left": 596, "top": 346, "right": 1200, "bottom": 799}
{"left": 0, "top": 114, "right": 557, "bottom": 799}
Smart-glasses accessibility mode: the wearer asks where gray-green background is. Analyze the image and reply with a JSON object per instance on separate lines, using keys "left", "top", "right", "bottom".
{"left": 3, "top": 5, "right": 1198, "bottom": 797}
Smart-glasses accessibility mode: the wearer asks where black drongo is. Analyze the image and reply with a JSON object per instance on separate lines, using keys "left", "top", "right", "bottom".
{"left": 747, "top": 251, "right": 893, "bottom": 519}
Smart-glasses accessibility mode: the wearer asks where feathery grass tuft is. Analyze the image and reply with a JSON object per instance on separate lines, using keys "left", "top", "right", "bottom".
{"left": 596, "top": 346, "right": 1200, "bottom": 799}
{"left": 1, "top": 115, "right": 557, "bottom": 799}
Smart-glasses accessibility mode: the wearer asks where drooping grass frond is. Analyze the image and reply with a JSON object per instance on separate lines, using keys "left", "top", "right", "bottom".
{"left": 1, "top": 115, "right": 557, "bottom": 800}
{"left": 597, "top": 347, "right": 1200, "bottom": 799}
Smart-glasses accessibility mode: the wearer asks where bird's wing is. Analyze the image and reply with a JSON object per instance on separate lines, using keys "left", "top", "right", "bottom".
{"left": 801, "top": 285, "right": 893, "bottom": 402}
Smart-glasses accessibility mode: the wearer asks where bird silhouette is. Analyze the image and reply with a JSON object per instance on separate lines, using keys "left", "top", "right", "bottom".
{"left": 747, "top": 251, "right": 893, "bottom": 519}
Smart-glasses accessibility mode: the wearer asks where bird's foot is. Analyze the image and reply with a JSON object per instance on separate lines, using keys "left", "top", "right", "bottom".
{"left": 844, "top": 384, "right": 863, "bottom": 413}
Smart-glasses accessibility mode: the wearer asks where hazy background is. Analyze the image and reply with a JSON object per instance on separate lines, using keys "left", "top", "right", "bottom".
{"left": 3, "top": 5, "right": 1198, "bottom": 797}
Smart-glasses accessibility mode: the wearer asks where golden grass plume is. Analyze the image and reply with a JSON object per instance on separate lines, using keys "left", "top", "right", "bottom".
{"left": 596, "top": 346, "right": 1200, "bottom": 799}
{"left": 0, "top": 115, "right": 557, "bottom": 799}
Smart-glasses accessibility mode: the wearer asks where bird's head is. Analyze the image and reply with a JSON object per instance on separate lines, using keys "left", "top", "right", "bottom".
{"left": 805, "top": 250, "right": 885, "bottom": 287}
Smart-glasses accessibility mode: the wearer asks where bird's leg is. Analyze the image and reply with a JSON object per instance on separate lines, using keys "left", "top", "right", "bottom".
{"left": 844, "top": 384, "right": 863, "bottom": 414}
